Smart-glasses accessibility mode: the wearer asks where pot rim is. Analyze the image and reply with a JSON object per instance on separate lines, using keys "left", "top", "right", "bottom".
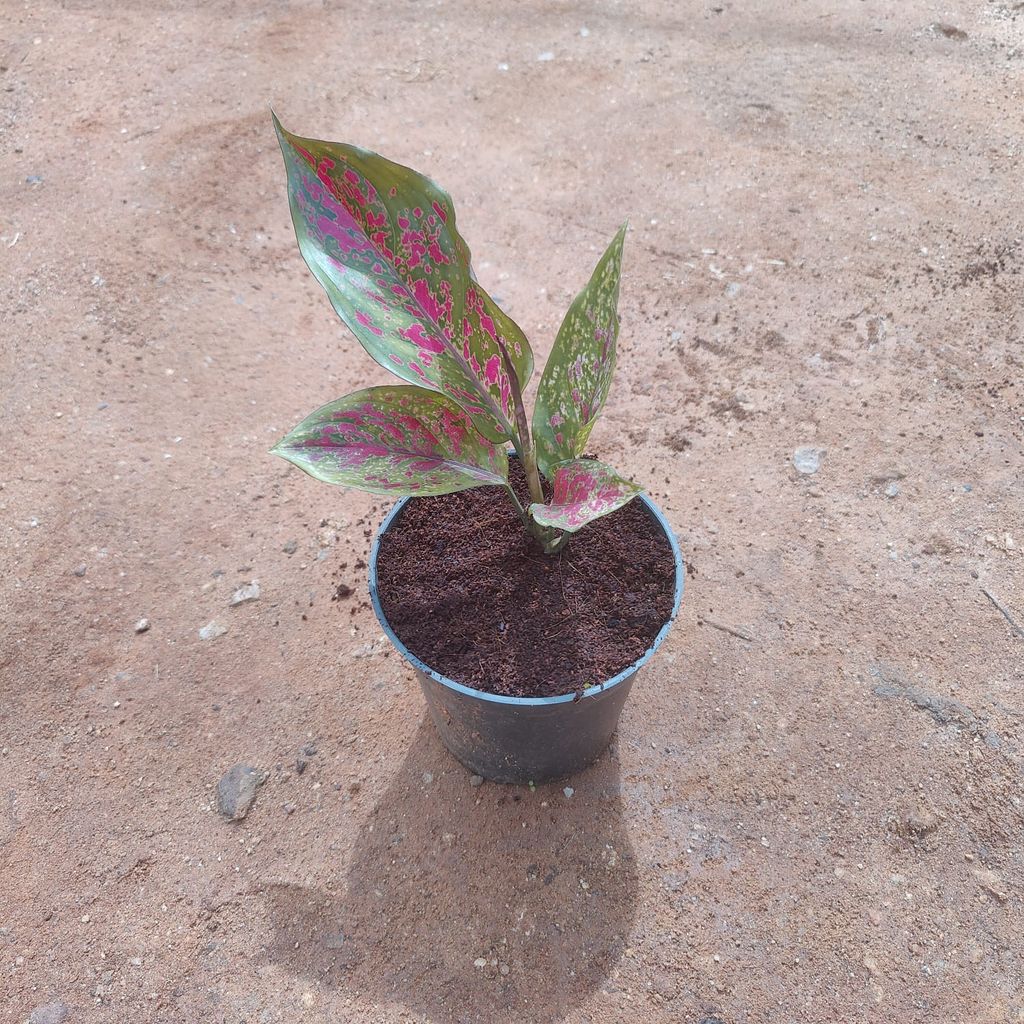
{"left": 368, "top": 491, "right": 685, "bottom": 707}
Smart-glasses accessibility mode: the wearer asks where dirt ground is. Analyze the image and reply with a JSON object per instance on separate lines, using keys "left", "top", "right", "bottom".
{"left": 2, "top": 0, "right": 1022, "bottom": 1021}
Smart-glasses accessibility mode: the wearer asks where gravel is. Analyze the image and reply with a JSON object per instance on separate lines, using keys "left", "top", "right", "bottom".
{"left": 199, "top": 621, "right": 228, "bottom": 641}
{"left": 793, "top": 446, "right": 825, "bottom": 475}
{"left": 230, "top": 581, "right": 261, "bottom": 606}
{"left": 215, "top": 765, "right": 266, "bottom": 820}
{"left": 295, "top": 741, "right": 317, "bottom": 775}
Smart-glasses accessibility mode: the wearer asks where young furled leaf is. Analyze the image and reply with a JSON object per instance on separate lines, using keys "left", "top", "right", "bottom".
{"left": 532, "top": 226, "right": 625, "bottom": 477}
{"left": 274, "top": 115, "right": 532, "bottom": 444}
{"left": 528, "top": 458, "right": 641, "bottom": 532}
{"left": 271, "top": 385, "right": 509, "bottom": 496}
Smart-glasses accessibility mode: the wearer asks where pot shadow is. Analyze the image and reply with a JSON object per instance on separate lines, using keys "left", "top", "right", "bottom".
{"left": 265, "top": 720, "right": 638, "bottom": 1024}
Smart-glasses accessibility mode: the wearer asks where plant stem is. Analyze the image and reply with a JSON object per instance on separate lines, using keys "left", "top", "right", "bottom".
{"left": 503, "top": 484, "right": 532, "bottom": 532}
{"left": 496, "top": 338, "right": 568, "bottom": 554}
{"left": 497, "top": 340, "right": 545, "bottom": 505}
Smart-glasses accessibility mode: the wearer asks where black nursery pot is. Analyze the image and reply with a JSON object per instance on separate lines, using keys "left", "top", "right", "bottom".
{"left": 368, "top": 494, "right": 685, "bottom": 785}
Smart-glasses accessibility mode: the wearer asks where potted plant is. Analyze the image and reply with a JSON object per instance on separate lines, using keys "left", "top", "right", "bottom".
{"left": 270, "top": 115, "right": 685, "bottom": 784}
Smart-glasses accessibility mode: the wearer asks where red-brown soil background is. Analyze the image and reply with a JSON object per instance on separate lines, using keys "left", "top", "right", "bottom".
{"left": 2, "top": 2, "right": 1022, "bottom": 1022}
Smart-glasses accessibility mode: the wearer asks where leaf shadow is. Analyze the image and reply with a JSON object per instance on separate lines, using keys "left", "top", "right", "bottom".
{"left": 264, "top": 719, "right": 638, "bottom": 1023}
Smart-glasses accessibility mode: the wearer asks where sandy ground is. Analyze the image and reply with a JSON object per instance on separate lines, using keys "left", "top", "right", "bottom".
{"left": 2, "top": 1, "right": 1023, "bottom": 1021}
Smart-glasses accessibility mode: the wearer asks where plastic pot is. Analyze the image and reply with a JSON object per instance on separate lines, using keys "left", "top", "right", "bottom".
{"left": 368, "top": 493, "right": 685, "bottom": 784}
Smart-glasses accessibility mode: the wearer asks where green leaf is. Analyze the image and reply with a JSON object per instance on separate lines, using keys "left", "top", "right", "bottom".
{"left": 532, "top": 226, "right": 625, "bottom": 477}
{"left": 273, "top": 114, "right": 533, "bottom": 444}
{"left": 271, "top": 385, "right": 509, "bottom": 496}
{"left": 529, "top": 458, "right": 641, "bottom": 532}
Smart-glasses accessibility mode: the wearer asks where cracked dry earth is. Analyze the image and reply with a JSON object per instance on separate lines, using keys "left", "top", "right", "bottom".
{"left": 2, "top": 1, "right": 1022, "bottom": 1022}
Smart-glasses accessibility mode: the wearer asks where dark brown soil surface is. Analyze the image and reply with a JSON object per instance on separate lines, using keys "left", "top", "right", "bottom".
{"left": 374, "top": 463, "right": 677, "bottom": 697}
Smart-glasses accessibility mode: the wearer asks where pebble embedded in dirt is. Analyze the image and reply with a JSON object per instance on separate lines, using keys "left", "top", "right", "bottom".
{"left": 71, "top": 564, "right": 87, "bottom": 577}
{"left": 470, "top": 775, "right": 484, "bottom": 787}
{"left": 134, "top": 618, "right": 150, "bottom": 634}
{"left": 230, "top": 581, "right": 260, "bottom": 606}
{"left": 28, "top": 1002, "right": 70, "bottom": 1024}
{"left": 295, "top": 742, "right": 317, "bottom": 775}
{"left": 199, "top": 621, "right": 228, "bottom": 640}
{"left": 563, "top": 787, "right": 575, "bottom": 798}
{"left": 282, "top": 539, "right": 298, "bottom": 554}
{"left": 885, "top": 481, "right": 900, "bottom": 498}
{"left": 793, "top": 446, "right": 825, "bottom": 474}
{"left": 215, "top": 765, "right": 266, "bottom": 820}
{"left": 353, "top": 636, "right": 389, "bottom": 659}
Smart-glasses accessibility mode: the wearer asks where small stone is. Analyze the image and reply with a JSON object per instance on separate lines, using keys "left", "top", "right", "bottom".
{"left": 230, "top": 581, "right": 260, "bottom": 606}
{"left": 199, "top": 621, "right": 228, "bottom": 641}
{"left": 215, "top": 764, "right": 266, "bottom": 821}
{"left": 905, "top": 807, "right": 938, "bottom": 836}
{"left": 25, "top": 174, "right": 43, "bottom": 185}
{"left": 295, "top": 741, "right": 317, "bottom": 775}
{"left": 72, "top": 564, "right": 87, "bottom": 577}
{"left": 499, "top": 964, "right": 510, "bottom": 976}
{"left": 884, "top": 481, "right": 900, "bottom": 498}
{"left": 793, "top": 446, "right": 825, "bottom": 475}
{"left": 353, "top": 636, "right": 389, "bottom": 658}
{"left": 474, "top": 957, "right": 487, "bottom": 968}
{"left": 929, "top": 22, "right": 968, "bottom": 40}
{"left": 422, "top": 772, "right": 434, "bottom": 784}
{"left": 470, "top": 775, "right": 484, "bottom": 788}
{"left": 972, "top": 866, "right": 1008, "bottom": 903}
{"left": 537, "top": 51, "right": 555, "bottom": 61}
{"left": 28, "top": 1003, "right": 70, "bottom": 1024}
{"left": 282, "top": 802, "right": 297, "bottom": 815}
{"left": 563, "top": 787, "right": 574, "bottom": 798}
{"left": 134, "top": 618, "right": 150, "bottom": 634}
{"left": 129, "top": 957, "right": 142, "bottom": 967}
{"left": 282, "top": 539, "right": 298, "bottom": 555}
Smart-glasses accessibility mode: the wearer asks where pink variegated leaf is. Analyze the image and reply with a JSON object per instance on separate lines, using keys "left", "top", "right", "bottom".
{"left": 528, "top": 458, "right": 641, "bottom": 533}
{"left": 273, "top": 115, "right": 532, "bottom": 444}
{"left": 271, "top": 385, "right": 508, "bottom": 496}
{"left": 533, "top": 226, "right": 625, "bottom": 477}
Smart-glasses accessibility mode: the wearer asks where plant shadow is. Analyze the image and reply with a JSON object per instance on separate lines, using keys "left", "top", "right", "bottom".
{"left": 265, "top": 720, "right": 639, "bottom": 1023}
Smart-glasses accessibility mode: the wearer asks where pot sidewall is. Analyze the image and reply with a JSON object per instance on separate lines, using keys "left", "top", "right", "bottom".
{"left": 368, "top": 493, "right": 685, "bottom": 782}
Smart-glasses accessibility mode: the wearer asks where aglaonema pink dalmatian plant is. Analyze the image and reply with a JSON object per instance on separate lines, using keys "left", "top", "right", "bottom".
{"left": 270, "top": 115, "right": 641, "bottom": 555}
